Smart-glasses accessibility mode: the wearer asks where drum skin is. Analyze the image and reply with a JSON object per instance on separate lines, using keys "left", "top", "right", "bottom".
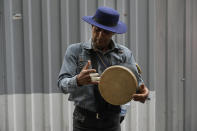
{"left": 98, "top": 65, "right": 138, "bottom": 105}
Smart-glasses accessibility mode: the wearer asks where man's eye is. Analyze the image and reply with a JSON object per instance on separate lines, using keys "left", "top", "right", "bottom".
{"left": 104, "top": 31, "right": 110, "bottom": 34}
{"left": 96, "top": 28, "right": 101, "bottom": 32}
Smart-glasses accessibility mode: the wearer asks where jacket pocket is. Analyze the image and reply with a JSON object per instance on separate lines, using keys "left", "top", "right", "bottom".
{"left": 76, "top": 55, "right": 89, "bottom": 73}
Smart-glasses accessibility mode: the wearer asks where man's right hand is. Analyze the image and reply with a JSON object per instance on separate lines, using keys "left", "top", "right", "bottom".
{"left": 76, "top": 60, "right": 98, "bottom": 86}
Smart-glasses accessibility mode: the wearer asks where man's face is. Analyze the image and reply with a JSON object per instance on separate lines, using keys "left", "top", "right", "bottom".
{"left": 91, "top": 26, "right": 114, "bottom": 50}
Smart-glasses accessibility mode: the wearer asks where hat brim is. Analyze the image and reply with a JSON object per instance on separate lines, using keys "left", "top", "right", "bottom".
{"left": 82, "top": 16, "right": 127, "bottom": 34}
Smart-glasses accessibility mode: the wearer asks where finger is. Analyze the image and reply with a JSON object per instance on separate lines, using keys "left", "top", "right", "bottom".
{"left": 144, "top": 86, "right": 149, "bottom": 95}
{"left": 137, "top": 84, "right": 145, "bottom": 93}
{"left": 132, "top": 94, "right": 144, "bottom": 98}
{"left": 137, "top": 85, "right": 149, "bottom": 95}
{"left": 85, "top": 69, "right": 97, "bottom": 74}
{"left": 82, "top": 60, "right": 91, "bottom": 70}
{"left": 89, "top": 73, "right": 100, "bottom": 77}
{"left": 133, "top": 97, "right": 142, "bottom": 101}
{"left": 87, "top": 77, "right": 92, "bottom": 82}
{"left": 140, "top": 87, "right": 149, "bottom": 97}
{"left": 140, "top": 84, "right": 145, "bottom": 89}
{"left": 133, "top": 97, "right": 141, "bottom": 101}
{"left": 81, "top": 69, "right": 96, "bottom": 76}
{"left": 133, "top": 95, "right": 144, "bottom": 100}
{"left": 132, "top": 95, "right": 144, "bottom": 101}
{"left": 132, "top": 94, "right": 147, "bottom": 102}
{"left": 91, "top": 77, "right": 100, "bottom": 82}
{"left": 133, "top": 96, "right": 145, "bottom": 102}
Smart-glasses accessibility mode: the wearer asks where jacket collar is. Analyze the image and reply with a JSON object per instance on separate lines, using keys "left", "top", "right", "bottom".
{"left": 82, "top": 39, "right": 93, "bottom": 50}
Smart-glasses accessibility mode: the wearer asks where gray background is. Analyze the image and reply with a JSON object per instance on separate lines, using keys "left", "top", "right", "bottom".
{"left": 0, "top": 0, "right": 197, "bottom": 131}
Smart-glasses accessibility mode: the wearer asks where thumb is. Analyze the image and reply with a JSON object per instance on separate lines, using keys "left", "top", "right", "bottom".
{"left": 140, "top": 84, "right": 145, "bottom": 90}
{"left": 82, "top": 60, "right": 91, "bottom": 70}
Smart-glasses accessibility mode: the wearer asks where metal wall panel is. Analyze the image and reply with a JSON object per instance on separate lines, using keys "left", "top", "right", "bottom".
{"left": 185, "top": 0, "right": 197, "bottom": 131}
{"left": 0, "top": 0, "right": 196, "bottom": 131}
{"left": 0, "top": 0, "right": 7, "bottom": 131}
{"left": 155, "top": 0, "right": 197, "bottom": 131}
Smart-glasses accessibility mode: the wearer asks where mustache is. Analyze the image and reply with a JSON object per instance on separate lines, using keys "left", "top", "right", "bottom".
{"left": 95, "top": 39, "right": 110, "bottom": 44}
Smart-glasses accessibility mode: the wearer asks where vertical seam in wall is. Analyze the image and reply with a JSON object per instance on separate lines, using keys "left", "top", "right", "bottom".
{"left": 147, "top": 1, "right": 150, "bottom": 131}
{"left": 136, "top": 0, "right": 138, "bottom": 60}
{"left": 136, "top": 1, "right": 139, "bottom": 130}
{"left": 183, "top": 0, "right": 187, "bottom": 130}
{"left": 127, "top": 0, "right": 131, "bottom": 49}
{"left": 58, "top": 0, "right": 63, "bottom": 130}
{"left": 147, "top": 0, "right": 150, "bottom": 90}
{"left": 190, "top": 1, "right": 193, "bottom": 129}
{"left": 114, "top": 0, "right": 118, "bottom": 44}
{"left": 0, "top": 0, "right": 6, "bottom": 93}
{"left": 40, "top": 0, "right": 45, "bottom": 130}
{"left": 165, "top": 0, "right": 168, "bottom": 130}
{"left": 26, "top": 0, "right": 35, "bottom": 130}
{"left": 21, "top": 0, "right": 27, "bottom": 130}
{"left": 1, "top": 0, "right": 8, "bottom": 130}
{"left": 59, "top": 0, "right": 62, "bottom": 63}
{"left": 40, "top": 0, "right": 44, "bottom": 94}
{"left": 46, "top": 0, "right": 52, "bottom": 94}
{"left": 187, "top": 0, "right": 193, "bottom": 130}
{"left": 66, "top": 0, "right": 70, "bottom": 45}
{"left": 123, "top": 0, "right": 126, "bottom": 45}
{"left": 5, "top": 0, "right": 17, "bottom": 130}
{"left": 77, "top": 1, "right": 80, "bottom": 42}
{"left": 85, "top": 0, "right": 88, "bottom": 41}
{"left": 96, "top": 0, "right": 98, "bottom": 8}
{"left": 45, "top": 0, "right": 54, "bottom": 130}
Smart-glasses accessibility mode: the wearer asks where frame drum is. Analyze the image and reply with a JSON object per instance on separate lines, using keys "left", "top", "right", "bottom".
{"left": 98, "top": 65, "right": 138, "bottom": 105}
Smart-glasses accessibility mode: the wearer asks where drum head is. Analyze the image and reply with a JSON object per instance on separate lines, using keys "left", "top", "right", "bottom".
{"left": 98, "top": 65, "right": 137, "bottom": 105}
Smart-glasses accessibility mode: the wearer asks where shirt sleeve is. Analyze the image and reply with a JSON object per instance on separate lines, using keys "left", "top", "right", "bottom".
{"left": 120, "top": 102, "right": 131, "bottom": 116}
{"left": 57, "top": 45, "right": 79, "bottom": 94}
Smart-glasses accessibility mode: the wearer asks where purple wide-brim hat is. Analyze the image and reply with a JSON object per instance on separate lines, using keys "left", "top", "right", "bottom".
{"left": 82, "top": 6, "right": 127, "bottom": 34}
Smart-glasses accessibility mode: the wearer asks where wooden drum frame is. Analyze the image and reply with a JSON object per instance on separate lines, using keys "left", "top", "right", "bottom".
{"left": 98, "top": 65, "right": 138, "bottom": 105}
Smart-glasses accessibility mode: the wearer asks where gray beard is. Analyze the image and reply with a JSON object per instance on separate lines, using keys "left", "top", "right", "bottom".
{"left": 91, "top": 40, "right": 112, "bottom": 52}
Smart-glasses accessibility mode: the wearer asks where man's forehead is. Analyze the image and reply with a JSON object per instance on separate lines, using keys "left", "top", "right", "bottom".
{"left": 92, "top": 25, "right": 114, "bottom": 33}
{"left": 92, "top": 25, "right": 104, "bottom": 30}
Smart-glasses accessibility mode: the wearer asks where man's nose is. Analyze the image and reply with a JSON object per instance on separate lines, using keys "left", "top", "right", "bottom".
{"left": 98, "top": 30, "right": 105, "bottom": 37}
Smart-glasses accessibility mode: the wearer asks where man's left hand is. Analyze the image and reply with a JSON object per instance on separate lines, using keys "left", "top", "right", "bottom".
{"left": 132, "top": 84, "right": 149, "bottom": 103}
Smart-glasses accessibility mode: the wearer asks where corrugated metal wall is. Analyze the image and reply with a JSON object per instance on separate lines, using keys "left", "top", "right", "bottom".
{"left": 155, "top": 0, "right": 197, "bottom": 131}
{"left": 0, "top": 0, "right": 196, "bottom": 131}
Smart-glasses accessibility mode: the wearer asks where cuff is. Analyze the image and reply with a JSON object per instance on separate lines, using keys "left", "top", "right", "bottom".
{"left": 61, "top": 75, "right": 78, "bottom": 92}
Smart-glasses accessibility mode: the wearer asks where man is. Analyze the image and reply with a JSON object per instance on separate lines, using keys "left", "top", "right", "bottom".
{"left": 58, "top": 6, "right": 149, "bottom": 131}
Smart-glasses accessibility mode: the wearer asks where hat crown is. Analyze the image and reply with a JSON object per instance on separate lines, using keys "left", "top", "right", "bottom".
{"left": 93, "top": 7, "right": 119, "bottom": 26}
